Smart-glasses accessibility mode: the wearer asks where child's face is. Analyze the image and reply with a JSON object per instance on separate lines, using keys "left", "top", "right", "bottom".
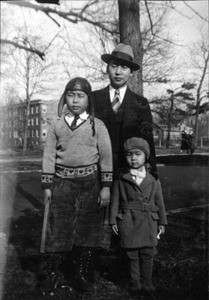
{"left": 126, "top": 148, "right": 146, "bottom": 170}
{"left": 66, "top": 90, "right": 88, "bottom": 115}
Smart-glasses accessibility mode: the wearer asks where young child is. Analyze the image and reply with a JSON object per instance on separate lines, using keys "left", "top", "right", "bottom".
{"left": 109, "top": 137, "right": 167, "bottom": 300}
{"left": 41, "top": 77, "right": 113, "bottom": 292}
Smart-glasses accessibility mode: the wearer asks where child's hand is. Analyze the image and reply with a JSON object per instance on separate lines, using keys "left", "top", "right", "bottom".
{"left": 98, "top": 187, "right": 110, "bottom": 208}
{"left": 43, "top": 189, "right": 51, "bottom": 205}
{"left": 112, "top": 225, "right": 118, "bottom": 235}
{"left": 157, "top": 225, "right": 165, "bottom": 239}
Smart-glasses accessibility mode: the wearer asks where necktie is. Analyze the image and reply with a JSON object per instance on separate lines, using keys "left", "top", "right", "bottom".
{"left": 112, "top": 89, "right": 120, "bottom": 112}
{"left": 71, "top": 115, "right": 79, "bottom": 129}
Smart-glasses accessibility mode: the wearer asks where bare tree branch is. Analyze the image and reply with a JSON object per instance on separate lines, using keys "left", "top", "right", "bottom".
{"left": 144, "top": 0, "right": 184, "bottom": 47}
{"left": 6, "top": 1, "right": 117, "bottom": 34}
{"left": 166, "top": 1, "right": 192, "bottom": 19}
{"left": 1, "top": 39, "right": 45, "bottom": 60}
{"left": 183, "top": 1, "right": 208, "bottom": 22}
{"left": 144, "top": 0, "right": 154, "bottom": 35}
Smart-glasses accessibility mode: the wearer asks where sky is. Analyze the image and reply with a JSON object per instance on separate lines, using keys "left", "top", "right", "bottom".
{"left": 166, "top": 0, "right": 208, "bottom": 43}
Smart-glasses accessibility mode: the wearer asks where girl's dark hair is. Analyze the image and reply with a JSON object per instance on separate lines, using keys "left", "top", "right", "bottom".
{"left": 88, "top": 95, "right": 95, "bottom": 136}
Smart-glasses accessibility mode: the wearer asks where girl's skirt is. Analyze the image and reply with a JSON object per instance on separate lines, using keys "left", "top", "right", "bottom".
{"left": 43, "top": 169, "right": 108, "bottom": 252}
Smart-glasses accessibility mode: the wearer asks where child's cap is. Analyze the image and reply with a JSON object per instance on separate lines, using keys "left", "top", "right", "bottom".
{"left": 124, "top": 137, "right": 150, "bottom": 157}
{"left": 65, "top": 77, "right": 92, "bottom": 95}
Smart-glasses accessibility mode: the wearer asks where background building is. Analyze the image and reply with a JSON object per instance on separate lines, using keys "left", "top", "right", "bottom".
{"left": 0, "top": 100, "right": 57, "bottom": 150}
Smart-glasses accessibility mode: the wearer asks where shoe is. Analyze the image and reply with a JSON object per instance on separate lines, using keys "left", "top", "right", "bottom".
{"left": 73, "top": 247, "right": 95, "bottom": 292}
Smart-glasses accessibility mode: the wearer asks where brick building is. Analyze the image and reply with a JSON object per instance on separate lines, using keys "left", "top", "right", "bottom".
{"left": 0, "top": 99, "right": 58, "bottom": 150}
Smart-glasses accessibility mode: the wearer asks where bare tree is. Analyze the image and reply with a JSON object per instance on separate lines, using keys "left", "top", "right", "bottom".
{"left": 151, "top": 86, "right": 195, "bottom": 148}
{"left": 3, "top": 32, "right": 54, "bottom": 152}
{"left": 189, "top": 35, "right": 209, "bottom": 145}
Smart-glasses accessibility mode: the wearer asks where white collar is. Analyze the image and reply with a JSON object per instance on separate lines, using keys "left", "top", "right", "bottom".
{"left": 130, "top": 166, "right": 146, "bottom": 178}
{"left": 65, "top": 111, "right": 89, "bottom": 121}
{"left": 109, "top": 85, "right": 127, "bottom": 103}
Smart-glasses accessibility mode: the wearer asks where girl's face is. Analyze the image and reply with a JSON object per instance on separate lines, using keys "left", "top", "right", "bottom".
{"left": 126, "top": 149, "right": 146, "bottom": 170}
{"left": 66, "top": 90, "right": 88, "bottom": 115}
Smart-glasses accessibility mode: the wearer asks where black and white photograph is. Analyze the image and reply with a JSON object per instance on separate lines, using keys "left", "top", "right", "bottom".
{"left": 0, "top": 1, "right": 208, "bottom": 299}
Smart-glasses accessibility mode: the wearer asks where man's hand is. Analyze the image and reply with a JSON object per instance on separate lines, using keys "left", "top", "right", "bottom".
{"left": 97, "top": 187, "right": 110, "bottom": 208}
{"left": 43, "top": 189, "right": 51, "bottom": 205}
{"left": 112, "top": 224, "right": 118, "bottom": 235}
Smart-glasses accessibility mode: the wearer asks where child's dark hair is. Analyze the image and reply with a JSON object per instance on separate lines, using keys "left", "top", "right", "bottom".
{"left": 58, "top": 77, "right": 95, "bottom": 136}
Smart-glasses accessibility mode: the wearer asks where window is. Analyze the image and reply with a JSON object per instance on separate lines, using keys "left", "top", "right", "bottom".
{"left": 36, "top": 106, "right": 39, "bottom": 114}
{"left": 36, "top": 118, "right": 39, "bottom": 125}
{"left": 36, "top": 130, "right": 39, "bottom": 137}
{"left": 28, "top": 119, "right": 30, "bottom": 126}
{"left": 31, "top": 118, "right": 34, "bottom": 126}
{"left": 31, "top": 106, "right": 34, "bottom": 114}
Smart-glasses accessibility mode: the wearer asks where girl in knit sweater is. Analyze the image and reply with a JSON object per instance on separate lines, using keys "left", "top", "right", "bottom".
{"left": 40, "top": 77, "right": 113, "bottom": 293}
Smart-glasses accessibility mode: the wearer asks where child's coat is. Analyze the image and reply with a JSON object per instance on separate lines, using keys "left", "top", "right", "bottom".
{"left": 110, "top": 171, "right": 167, "bottom": 248}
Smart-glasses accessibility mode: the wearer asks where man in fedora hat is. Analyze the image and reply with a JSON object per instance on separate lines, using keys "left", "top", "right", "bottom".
{"left": 91, "top": 43, "right": 157, "bottom": 178}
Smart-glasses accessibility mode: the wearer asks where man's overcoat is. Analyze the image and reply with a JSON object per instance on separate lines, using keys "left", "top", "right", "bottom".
{"left": 109, "top": 171, "right": 167, "bottom": 248}
{"left": 91, "top": 86, "right": 157, "bottom": 177}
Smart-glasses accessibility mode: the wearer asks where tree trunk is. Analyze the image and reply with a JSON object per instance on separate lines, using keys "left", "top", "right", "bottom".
{"left": 118, "top": 0, "right": 143, "bottom": 95}
{"left": 166, "top": 98, "right": 174, "bottom": 149}
{"left": 23, "top": 100, "right": 30, "bottom": 153}
{"left": 194, "top": 99, "right": 200, "bottom": 148}
{"left": 166, "top": 124, "right": 171, "bottom": 149}
{"left": 23, "top": 53, "right": 31, "bottom": 154}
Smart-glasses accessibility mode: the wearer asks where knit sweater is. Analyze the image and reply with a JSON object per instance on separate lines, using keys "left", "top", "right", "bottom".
{"left": 42, "top": 116, "right": 113, "bottom": 189}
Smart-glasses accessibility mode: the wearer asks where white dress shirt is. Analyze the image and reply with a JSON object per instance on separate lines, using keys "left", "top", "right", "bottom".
{"left": 65, "top": 111, "right": 89, "bottom": 127}
{"left": 109, "top": 85, "right": 127, "bottom": 105}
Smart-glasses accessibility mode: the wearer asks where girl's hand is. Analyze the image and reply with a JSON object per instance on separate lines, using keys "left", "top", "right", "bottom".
{"left": 43, "top": 189, "right": 51, "bottom": 205}
{"left": 157, "top": 225, "right": 165, "bottom": 239}
{"left": 97, "top": 187, "right": 110, "bottom": 208}
{"left": 112, "top": 224, "right": 118, "bottom": 235}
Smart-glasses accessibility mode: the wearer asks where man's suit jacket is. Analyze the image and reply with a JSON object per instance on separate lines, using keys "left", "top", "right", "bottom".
{"left": 91, "top": 86, "right": 157, "bottom": 178}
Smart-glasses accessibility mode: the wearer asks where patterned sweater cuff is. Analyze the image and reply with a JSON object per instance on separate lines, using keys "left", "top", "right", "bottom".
{"left": 41, "top": 173, "right": 54, "bottom": 189}
{"left": 101, "top": 172, "right": 113, "bottom": 187}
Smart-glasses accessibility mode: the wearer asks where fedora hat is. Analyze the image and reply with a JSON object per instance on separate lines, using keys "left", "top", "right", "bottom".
{"left": 101, "top": 43, "right": 140, "bottom": 71}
